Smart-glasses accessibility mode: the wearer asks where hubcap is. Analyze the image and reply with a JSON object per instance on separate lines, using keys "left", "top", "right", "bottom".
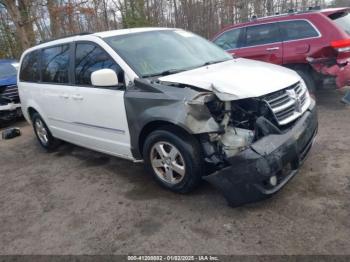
{"left": 35, "top": 119, "right": 49, "bottom": 145}
{"left": 150, "top": 142, "right": 186, "bottom": 185}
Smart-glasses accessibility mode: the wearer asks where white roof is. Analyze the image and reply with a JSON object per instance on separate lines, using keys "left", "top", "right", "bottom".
{"left": 93, "top": 27, "right": 172, "bottom": 38}
{"left": 23, "top": 27, "right": 175, "bottom": 54}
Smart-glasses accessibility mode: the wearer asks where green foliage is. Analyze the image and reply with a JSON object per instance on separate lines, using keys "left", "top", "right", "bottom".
{"left": 122, "top": 0, "right": 150, "bottom": 28}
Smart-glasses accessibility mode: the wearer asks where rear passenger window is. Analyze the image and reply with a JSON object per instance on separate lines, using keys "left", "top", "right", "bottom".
{"left": 245, "top": 24, "right": 280, "bottom": 46}
{"left": 20, "top": 51, "right": 40, "bottom": 82}
{"left": 42, "top": 45, "right": 70, "bottom": 83}
{"left": 75, "top": 43, "right": 124, "bottom": 86}
{"left": 279, "top": 20, "right": 319, "bottom": 41}
{"left": 214, "top": 28, "right": 243, "bottom": 50}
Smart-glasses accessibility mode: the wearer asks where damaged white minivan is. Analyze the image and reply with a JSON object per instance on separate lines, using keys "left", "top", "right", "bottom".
{"left": 18, "top": 28, "right": 318, "bottom": 206}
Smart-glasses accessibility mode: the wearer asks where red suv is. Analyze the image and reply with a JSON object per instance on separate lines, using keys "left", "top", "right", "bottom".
{"left": 212, "top": 7, "right": 350, "bottom": 93}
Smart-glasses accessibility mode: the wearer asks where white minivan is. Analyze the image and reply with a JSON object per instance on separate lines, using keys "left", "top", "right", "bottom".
{"left": 18, "top": 28, "right": 318, "bottom": 206}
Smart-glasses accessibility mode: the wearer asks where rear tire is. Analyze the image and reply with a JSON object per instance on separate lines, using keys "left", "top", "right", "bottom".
{"left": 143, "top": 129, "right": 202, "bottom": 193}
{"left": 32, "top": 112, "right": 60, "bottom": 151}
{"left": 295, "top": 69, "right": 316, "bottom": 94}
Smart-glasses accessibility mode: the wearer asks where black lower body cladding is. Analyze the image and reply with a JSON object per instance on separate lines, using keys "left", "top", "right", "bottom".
{"left": 203, "top": 100, "right": 318, "bottom": 207}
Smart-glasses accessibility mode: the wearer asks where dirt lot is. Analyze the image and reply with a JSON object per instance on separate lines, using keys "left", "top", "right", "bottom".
{"left": 0, "top": 89, "right": 349, "bottom": 255}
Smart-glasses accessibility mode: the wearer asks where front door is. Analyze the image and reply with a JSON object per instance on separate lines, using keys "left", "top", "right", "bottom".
{"left": 236, "top": 23, "right": 283, "bottom": 65}
{"left": 68, "top": 42, "right": 132, "bottom": 159}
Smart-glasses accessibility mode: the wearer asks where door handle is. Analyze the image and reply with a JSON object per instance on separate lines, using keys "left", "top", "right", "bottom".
{"left": 59, "top": 94, "right": 69, "bottom": 99}
{"left": 72, "top": 94, "right": 84, "bottom": 101}
{"left": 266, "top": 47, "right": 280, "bottom": 51}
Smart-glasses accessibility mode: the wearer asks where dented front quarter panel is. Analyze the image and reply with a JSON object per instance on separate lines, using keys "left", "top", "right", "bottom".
{"left": 124, "top": 79, "right": 220, "bottom": 159}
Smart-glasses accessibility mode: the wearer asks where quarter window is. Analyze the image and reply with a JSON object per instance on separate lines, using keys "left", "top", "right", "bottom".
{"left": 245, "top": 24, "right": 280, "bottom": 46}
{"left": 279, "top": 20, "right": 319, "bottom": 41}
{"left": 75, "top": 43, "right": 123, "bottom": 86}
{"left": 42, "top": 45, "right": 70, "bottom": 83}
{"left": 20, "top": 51, "right": 40, "bottom": 82}
{"left": 214, "top": 28, "right": 243, "bottom": 50}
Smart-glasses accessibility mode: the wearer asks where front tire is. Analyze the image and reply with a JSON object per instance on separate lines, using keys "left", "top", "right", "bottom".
{"left": 143, "top": 129, "right": 202, "bottom": 193}
{"left": 32, "top": 113, "right": 60, "bottom": 151}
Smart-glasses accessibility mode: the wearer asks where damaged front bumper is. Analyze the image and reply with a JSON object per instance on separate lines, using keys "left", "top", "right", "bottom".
{"left": 0, "top": 102, "right": 22, "bottom": 121}
{"left": 203, "top": 100, "right": 318, "bottom": 207}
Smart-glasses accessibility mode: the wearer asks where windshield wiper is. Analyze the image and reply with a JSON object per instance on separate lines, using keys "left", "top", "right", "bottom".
{"left": 142, "top": 68, "right": 187, "bottom": 78}
{"left": 142, "top": 59, "right": 231, "bottom": 78}
{"left": 201, "top": 59, "right": 230, "bottom": 67}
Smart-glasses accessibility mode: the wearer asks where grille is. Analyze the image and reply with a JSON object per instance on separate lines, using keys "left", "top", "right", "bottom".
{"left": 0, "top": 85, "right": 20, "bottom": 102}
{"left": 263, "top": 82, "right": 309, "bottom": 126}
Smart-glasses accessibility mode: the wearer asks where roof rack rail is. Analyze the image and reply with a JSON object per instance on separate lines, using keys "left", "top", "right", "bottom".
{"left": 250, "top": 15, "right": 258, "bottom": 21}
{"left": 39, "top": 32, "right": 92, "bottom": 44}
{"left": 255, "top": 6, "right": 325, "bottom": 21}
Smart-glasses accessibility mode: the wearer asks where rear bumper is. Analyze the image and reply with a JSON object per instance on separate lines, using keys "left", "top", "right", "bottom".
{"left": 203, "top": 100, "right": 318, "bottom": 207}
{"left": 309, "top": 57, "right": 350, "bottom": 89}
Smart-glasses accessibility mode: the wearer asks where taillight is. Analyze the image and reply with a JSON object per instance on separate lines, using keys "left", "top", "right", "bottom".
{"left": 331, "top": 39, "right": 350, "bottom": 52}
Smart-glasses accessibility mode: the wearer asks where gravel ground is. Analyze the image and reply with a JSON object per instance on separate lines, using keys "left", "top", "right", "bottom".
{"left": 0, "top": 88, "right": 349, "bottom": 255}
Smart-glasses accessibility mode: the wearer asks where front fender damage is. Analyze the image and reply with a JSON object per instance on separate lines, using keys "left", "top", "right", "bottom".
{"left": 124, "top": 79, "right": 222, "bottom": 159}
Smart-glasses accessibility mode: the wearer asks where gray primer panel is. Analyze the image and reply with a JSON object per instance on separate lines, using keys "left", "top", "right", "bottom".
{"left": 124, "top": 79, "right": 220, "bottom": 159}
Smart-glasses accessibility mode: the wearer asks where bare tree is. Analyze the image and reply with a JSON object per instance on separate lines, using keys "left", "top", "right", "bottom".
{"left": 0, "top": 0, "right": 35, "bottom": 50}
{"left": 0, "top": 0, "right": 331, "bottom": 58}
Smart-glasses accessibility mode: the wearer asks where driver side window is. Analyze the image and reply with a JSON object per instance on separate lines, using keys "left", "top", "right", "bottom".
{"left": 214, "top": 28, "right": 243, "bottom": 50}
{"left": 75, "top": 42, "right": 124, "bottom": 86}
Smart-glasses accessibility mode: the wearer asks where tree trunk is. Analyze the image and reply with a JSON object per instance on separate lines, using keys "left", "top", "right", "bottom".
{"left": 0, "top": 0, "right": 34, "bottom": 50}
{"left": 47, "top": 0, "right": 61, "bottom": 37}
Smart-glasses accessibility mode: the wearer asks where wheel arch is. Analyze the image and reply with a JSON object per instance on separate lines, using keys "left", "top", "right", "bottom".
{"left": 23, "top": 99, "right": 47, "bottom": 124}
{"left": 27, "top": 107, "right": 38, "bottom": 121}
{"left": 138, "top": 120, "right": 195, "bottom": 159}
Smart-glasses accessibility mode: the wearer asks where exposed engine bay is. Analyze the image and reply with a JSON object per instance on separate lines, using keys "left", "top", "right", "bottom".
{"left": 186, "top": 82, "right": 310, "bottom": 171}
{"left": 196, "top": 95, "right": 281, "bottom": 169}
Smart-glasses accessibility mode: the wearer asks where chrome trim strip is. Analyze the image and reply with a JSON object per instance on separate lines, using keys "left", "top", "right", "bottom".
{"left": 73, "top": 121, "right": 125, "bottom": 134}
{"left": 48, "top": 117, "right": 125, "bottom": 134}
{"left": 214, "top": 19, "right": 322, "bottom": 52}
{"left": 263, "top": 81, "right": 311, "bottom": 126}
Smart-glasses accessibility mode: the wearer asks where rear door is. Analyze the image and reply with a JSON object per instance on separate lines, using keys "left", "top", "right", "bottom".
{"left": 68, "top": 42, "right": 132, "bottom": 158}
{"left": 279, "top": 20, "right": 321, "bottom": 64}
{"left": 238, "top": 23, "right": 283, "bottom": 65}
{"left": 39, "top": 43, "right": 78, "bottom": 141}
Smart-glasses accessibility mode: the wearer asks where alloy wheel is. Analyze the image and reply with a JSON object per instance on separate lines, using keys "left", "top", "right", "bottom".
{"left": 34, "top": 118, "right": 49, "bottom": 145}
{"left": 150, "top": 141, "right": 186, "bottom": 185}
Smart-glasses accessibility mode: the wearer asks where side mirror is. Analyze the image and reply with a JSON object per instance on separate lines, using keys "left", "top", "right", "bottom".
{"left": 91, "top": 69, "right": 119, "bottom": 87}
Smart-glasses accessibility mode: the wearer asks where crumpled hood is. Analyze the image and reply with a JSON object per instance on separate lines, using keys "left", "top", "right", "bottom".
{"left": 159, "top": 58, "right": 301, "bottom": 100}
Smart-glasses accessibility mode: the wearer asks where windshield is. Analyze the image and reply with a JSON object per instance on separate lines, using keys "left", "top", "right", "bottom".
{"left": 0, "top": 63, "right": 17, "bottom": 79}
{"left": 104, "top": 30, "right": 232, "bottom": 77}
{"left": 332, "top": 12, "right": 350, "bottom": 35}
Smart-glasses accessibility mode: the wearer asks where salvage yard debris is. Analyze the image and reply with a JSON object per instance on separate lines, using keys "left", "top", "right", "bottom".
{"left": 2, "top": 127, "right": 21, "bottom": 140}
